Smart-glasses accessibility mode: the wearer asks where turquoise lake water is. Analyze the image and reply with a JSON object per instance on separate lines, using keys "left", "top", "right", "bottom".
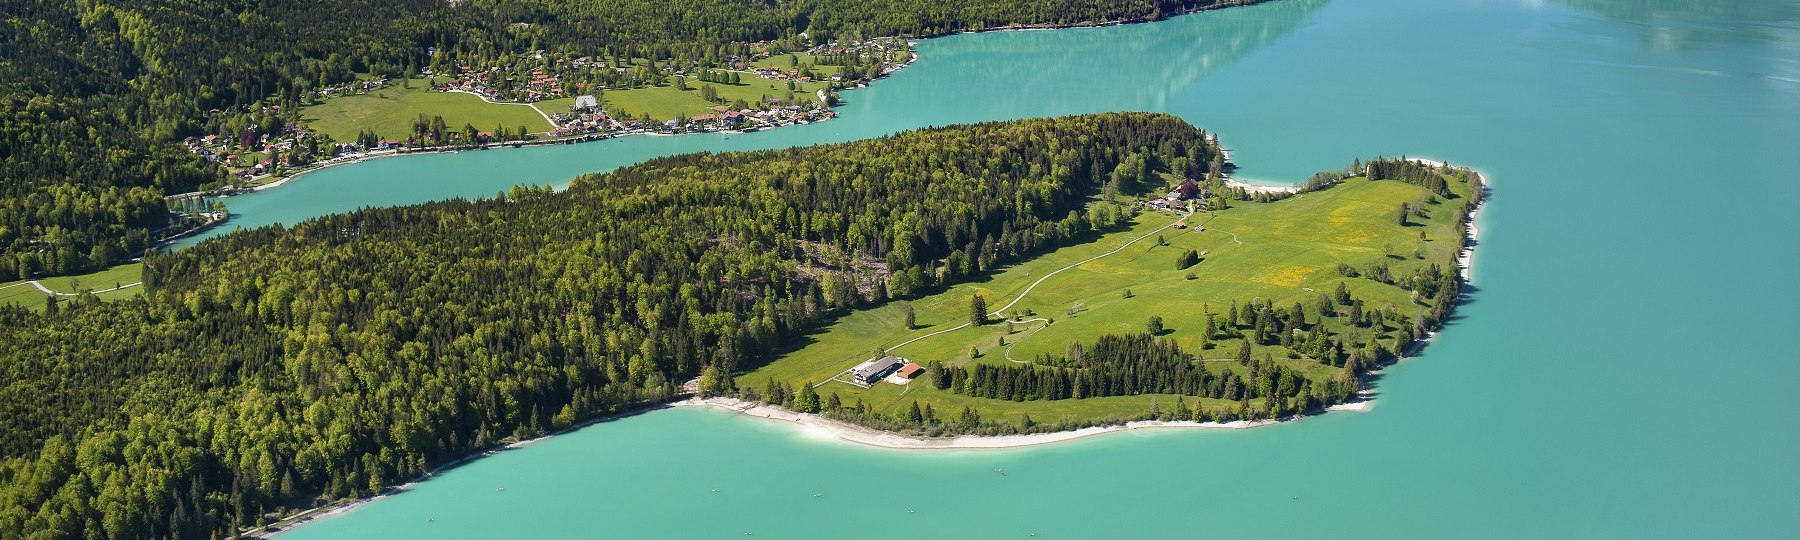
{"left": 261, "top": 0, "right": 1800, "bottom": 537}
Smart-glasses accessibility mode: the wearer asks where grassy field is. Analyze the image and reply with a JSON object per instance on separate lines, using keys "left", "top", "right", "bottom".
{"left": 599, "top": 77, "right": 830, "bottom": 122}
{"left": 742, "top": 175, "right": 1471, "bottom": 425}
{"left": 536, "top": 96, "right": 578, "bottom": 112}
{"left": 0, "top": 263, "right": 145, "bottom": 310}
{"left": 750, "top": 53, "right": 845, "bottom": 76}
{"left": 298, "top": 78, "right": 554, "bottom": 141}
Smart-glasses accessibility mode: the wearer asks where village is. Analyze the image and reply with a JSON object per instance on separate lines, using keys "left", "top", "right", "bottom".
{"left": 170, "top": 37, "right": 916, "bottom": 198}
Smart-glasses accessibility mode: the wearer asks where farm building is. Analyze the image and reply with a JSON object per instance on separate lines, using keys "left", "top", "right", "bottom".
{"left": 851, "top": 356, "right": 904, "bottom": 385}
{"left": 895, "top": 363, "right": 923, "bottom": 379}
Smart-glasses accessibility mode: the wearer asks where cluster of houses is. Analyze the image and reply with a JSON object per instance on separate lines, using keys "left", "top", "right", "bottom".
{"left": 1146, "top": 177, "right": 1207, "bottom": 212}
{"left": 314, "top": 77, "right": 390, "bottom": 98}
{"left": 427, "top": 51, "right": 616, "bottom": 104}
{"left": 548, "top": 95, "right": 619, "bottom": 137}
{"left": 180, "top": 119, "right": 326, "bottom": 180}
{"left": 671, "top": 106, "right": 836, "bottom": 133}
{"left": 170, "top": 39, "right": 922, "bottom": 191}
{"left": 748, "top": 66, "right": 838, "bottom": 84}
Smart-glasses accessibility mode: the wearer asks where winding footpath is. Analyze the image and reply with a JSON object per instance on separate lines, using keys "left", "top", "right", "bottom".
{"left": 819, "top": 212, "right": 1193, "bottom": 385}
{"left": 1001, "top": 318, "right": 1052, "bottom": 363}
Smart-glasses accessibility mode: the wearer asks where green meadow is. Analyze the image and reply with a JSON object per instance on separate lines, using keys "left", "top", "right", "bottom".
{"left": 599, "top": 77, "right": 831, "bottom": 122}
{"left": 0, "top": 263, "right": 145, "bottom": 310}
{"left": 749, "top": 53, "right": 845, "bottom": 76}
{"left": 742, "top": 175, "right": 1471, "bottom": 425}
{"left": 298, "top": 78, "right": 554, "bottom": 141}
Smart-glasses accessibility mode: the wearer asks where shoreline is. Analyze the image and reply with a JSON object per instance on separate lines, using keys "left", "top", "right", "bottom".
{"left": 673, "top": 396, "right": 1315, "bottom": 450}
{"left": 1402, "top": 156, "right": 1487, "bottom": 282}
{"left": 246, "top": 400, "right": 680, "bottom": 538}
{"left": 246, "top": 391, "right": 1372, "bottom": 537}
{"left": 240, "top": 154, "right": 1488, "bottom": 537}
{"left": 246, "top": 155, "right": 1488, "bottom": 536}
{"left": 1217, "top": 147, "right": 1301, "bottom": 195}
{"left": 198, "top": 3, "right": 1263, "bottom": 204}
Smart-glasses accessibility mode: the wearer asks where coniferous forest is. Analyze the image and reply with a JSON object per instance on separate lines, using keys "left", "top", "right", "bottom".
{"left": 0, "top": 113, "right": 1218, "bottom": 537}
{"left": 0, "top": 0, "right": 1263, "bottom": 281}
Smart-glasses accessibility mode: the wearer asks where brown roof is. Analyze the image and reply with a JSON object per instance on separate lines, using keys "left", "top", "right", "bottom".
{"left": 896, "top": 363, "right": 923, "bottom": 378}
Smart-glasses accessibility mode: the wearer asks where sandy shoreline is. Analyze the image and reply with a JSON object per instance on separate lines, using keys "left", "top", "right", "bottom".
{"left": 1402, "top": 156, "right": 1487, "bottom": 282}
{"left": 246, "top": 392, "right": 1376, "bottom": 537}
{"left": 241, "top": 154, "right": 1485, "bottom": 537}
{"left": 1216, "top": 147, "right": 1301, "bottom": 195}
{"left": 1225, "top": 177, "right": 1299, "bottom": 194}
{"left": 673, "top": 396, "right": 1377, "bottom": 451}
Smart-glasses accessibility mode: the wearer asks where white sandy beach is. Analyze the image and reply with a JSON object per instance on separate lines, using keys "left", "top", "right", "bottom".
{"left": 1225, "top": 177, "right": 1299, "bottom": 194}
{"left": 1216, "top": 147, "right": 1301, "bottom": 194}
{"left": 1403, "top": 156, "right": 1488, "bottom": 282}
{"left": 240, "top": 151, "right": 1482, "bottom": 539}
{"left": 670, "top": 396, "right": 1370, "bottom": 451}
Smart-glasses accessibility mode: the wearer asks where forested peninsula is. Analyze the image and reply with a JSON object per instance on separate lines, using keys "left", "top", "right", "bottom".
{"left": 1, "top": 0, "right": 1265, "bottom": 282}
{"left": 0, "top": 112, "right": 1263, "bottom": 537}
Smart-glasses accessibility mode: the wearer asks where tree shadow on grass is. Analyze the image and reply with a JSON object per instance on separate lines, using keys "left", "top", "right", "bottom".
{"left": 735, "top": 220, "right": 1138, "bottom": 373}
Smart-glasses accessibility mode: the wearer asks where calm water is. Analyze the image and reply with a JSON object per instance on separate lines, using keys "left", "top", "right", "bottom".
{"left": 273, "top": 0, "right": 1800, "bottom": 537}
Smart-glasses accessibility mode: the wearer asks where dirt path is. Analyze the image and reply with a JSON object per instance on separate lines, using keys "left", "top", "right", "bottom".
{"left": 26, "top": 281, "right": 143, "bottom": 296}
{"left": 442, "top": 89, "right": 558, "bottom": 129}
{"left": 990, "top": 212, "right": 1190, "bottom": 316}
{"left": 1001, "top": 318, "right": 1052, "bottom": 363}
{"left": 823, "top": 213, "right": 1191, "bottom": 384}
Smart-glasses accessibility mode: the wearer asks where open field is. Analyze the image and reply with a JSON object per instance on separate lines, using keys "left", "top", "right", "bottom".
{"left": 599, "top": 78, "right": 831, "bottom": 122}
{"left": 536, "top": 96, "right": 578, "bottom": 112}
{"left": 750, "top": 53, "right": 845, "bottom": 76}
{"left": 298, "top": 78, "right": 554, "bottom": 141}
{"left": 742, "top": 175, "right": 1471, "bottom": 424}
{"left": 0, "top": 263, "right": 145, "bottom": 310}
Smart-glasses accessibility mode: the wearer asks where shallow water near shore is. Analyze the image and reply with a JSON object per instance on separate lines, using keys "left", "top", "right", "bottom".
{"left": 270, "top": 0, "right": 1800, "bottom": 537}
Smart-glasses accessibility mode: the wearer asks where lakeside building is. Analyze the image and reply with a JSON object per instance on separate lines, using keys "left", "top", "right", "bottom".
{"left": 851, "top": 356, "right": 904, "bottom": 385}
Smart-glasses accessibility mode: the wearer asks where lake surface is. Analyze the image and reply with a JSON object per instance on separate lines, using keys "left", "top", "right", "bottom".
{"left": 271, "top": 0, "right": 1800, "bottom": 537}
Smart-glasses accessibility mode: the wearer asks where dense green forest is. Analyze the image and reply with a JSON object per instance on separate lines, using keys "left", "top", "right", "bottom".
{"left": 0, "top": 0, "right": 1261, "bottom": 281}
{"left": 0, "top": 113, "right": 1218, "bottom": 538}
